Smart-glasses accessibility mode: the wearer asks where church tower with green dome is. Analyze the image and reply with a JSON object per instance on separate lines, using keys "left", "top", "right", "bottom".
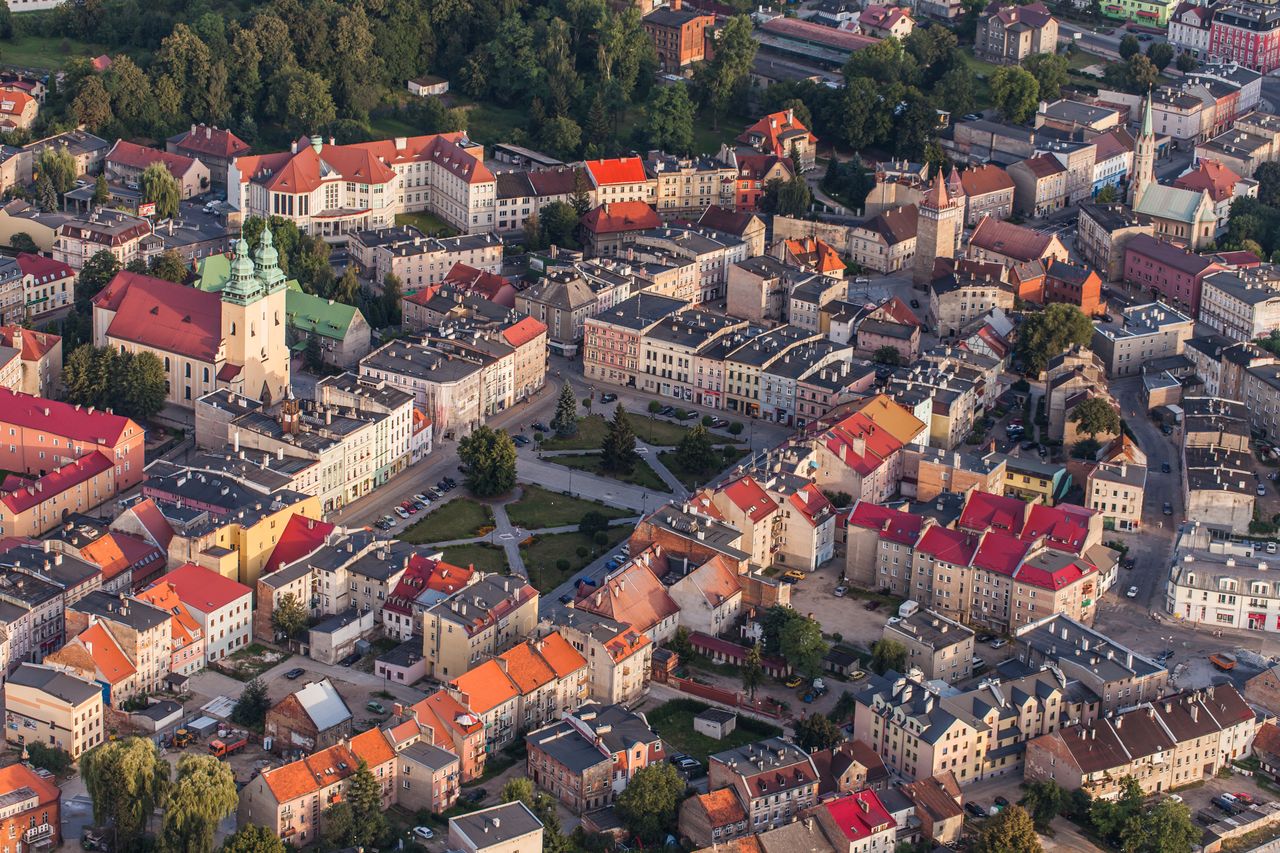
{"left": 220, "top": 232, "right": 291, "bottom": 406}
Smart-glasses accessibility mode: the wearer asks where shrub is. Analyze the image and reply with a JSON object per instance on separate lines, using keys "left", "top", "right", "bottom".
{"left": 576, "top": 546, "right": 589, "bottom": 558}
{"left": 594, "top": 531, "right": 608, "bottom": 545}
{"left": 555, "top": 559, "right": 570, "bottom": 571}
{"left": 729, "top": 422, "right": 745, "bottom": 435}
{"left": 648, "top": 401, "right": 662, "bottom": 413}
{"left": 582, "top": 397, "right": 591, "bottom": 408}
{"left": 702, "top": 415, "right": 713, "bottom": 427}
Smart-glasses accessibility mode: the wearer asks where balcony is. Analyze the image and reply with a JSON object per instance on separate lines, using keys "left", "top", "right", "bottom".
{"left": 24, "top": 824, "right": 55, "bottom": 846}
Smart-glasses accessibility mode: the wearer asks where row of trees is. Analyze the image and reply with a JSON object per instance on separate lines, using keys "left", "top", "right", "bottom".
{"left": 63, "top": 345, "right": 168, "bottom": 421}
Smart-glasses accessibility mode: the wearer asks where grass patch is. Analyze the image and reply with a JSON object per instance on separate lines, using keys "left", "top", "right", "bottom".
{"left": 521, "top": 527, "right": 630, "bottom": 592}
{"left": 540, "top": 413, "right": 740, "bottom": 451}
{"left": 459, "top": 100, "right": 531, "bottom": 146}
{"left": 394, "top": 211, "right": 458, "bottom": 237}
{"left": 551, "top": 452, "right": 670, "bottom": 492}
{"left": 646, "top": 698, "right": 782, "bottom": 765}
{"left": 440, "top": 543, "right": 508, "bottom": 573}
{"left": 400, "top": 499, "right": 495, "bottom": 543}
{"left": 659, "top": 446, "right": 751, "bottom": 490}
{"left": 505, "top": 484, "right": 632, "bottom": 529}
{"left": 2, "top": 35, "right": 110, "bottom": 70}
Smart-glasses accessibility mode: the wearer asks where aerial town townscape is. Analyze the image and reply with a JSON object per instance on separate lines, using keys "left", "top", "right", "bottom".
{"left": 8, "top": 0, "right": 1280, "bottom": 852}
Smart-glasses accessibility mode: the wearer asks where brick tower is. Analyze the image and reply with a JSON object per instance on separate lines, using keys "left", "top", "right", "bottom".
{"left": 912, "top": 175, "right": 962, "bottom": 287}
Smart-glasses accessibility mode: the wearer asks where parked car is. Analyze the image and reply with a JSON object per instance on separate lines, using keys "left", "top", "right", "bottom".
{"left": 284, "top": 667, "right": 306, "bottom": 680}
{"left": 339, "top": 652, "right": 363, "bottom": 666}
{"left": 781, "top": 569, "right": 805, "bottom": 583}
{"left": 710, "top": 417, "right": 729, "bottom": 428}
{"left": 965, "top": 802, "right": 987, "bottom": 818}
{"left": 989, "top": 638, "right": 1008, "bottom": 649}
{"left": 1161, "top": 462, "right": 1171, "bottom": 473}
{"left": 1163, "top": 501, "right": 1173, "bottom": 515}
{"left": 994, "top": 796, "right": 1010, "bottom": 809}
{"left": 414, "top": 493, "right": 431, "bottom": 505}
{"left": 366, "top": 701, "right": 387, "bottom": 714}
{"left": 864, "top": 599, "right": 881, "bottom": 610}
{"left": 909, "top": 299, "right": 921, "bottom": 309}
{"left": 600, "top": 392, "right": 617, "bottom": 403}
{"left": 465, "top": 788, "right": 489, "bottom": 803}
{"left": 833, "top": 585, "right": 848, "bottom": 597}
{"left": 977, "top": 633, "right": 996, "bottom": 644}
{"left": 676, "top": 410, "right": 697, "bottom": 421}
{"left": 674, "top": 756, "right": 701, "bottom": 774}
{"left": 1126, "top": 586, "right": 1139, "bottom": 598}
{"left": 513, "top": 434, "right": 530, "bottom": 446}
{"left": 531, "top": 422, "right": 550, "bottom": 432}
{"left": 412, "top": 827, "right": 435, "bottom": 841}
{"left": 1123, "top": 557, "right": 1136, "bottom": 570}
{"left": 394, "top": 506, "right": 410, "bottom": 519}
{"left": 785, "top": 675, "right": 805, "bottom": 688}
{"left": 658, "top": 406, "right": 676, "bottom": 417}
{"left": 1270, "top": 542, "right": 1277, "bottom": 554}
{"left": 849, "top": 670, "right": 866, "bottom": 681}
{"left": 1260, "top": 485, "right": 1268, "bottom": 496}
{"left": 972, "top": 656, "right": 986, "bottom": 671}
{"left": 1233, "top": 793, "right": 1255, "bottom": 805}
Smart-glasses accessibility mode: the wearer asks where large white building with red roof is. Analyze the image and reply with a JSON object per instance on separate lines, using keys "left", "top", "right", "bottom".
{"left": 148, "top": 562, "right": 253, "bottom": 662}
{"left": 229, "top": 133, "right": 497, "bottom": 239}
{"left": 91, "top": 232, "right": 290, "bottom": 409}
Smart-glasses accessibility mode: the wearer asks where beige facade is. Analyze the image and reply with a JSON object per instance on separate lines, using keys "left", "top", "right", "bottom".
{"left": 883, "top": 610, "right": 975, "bottom": 685}
{"left": 1086, "top": 461, "right": 1146, "bottom": 531}
{"left": 421, "top": 576, "right": 539, "bottom": 681}
{"left": 3, "top": 663, "right": 103, "bottom": 758}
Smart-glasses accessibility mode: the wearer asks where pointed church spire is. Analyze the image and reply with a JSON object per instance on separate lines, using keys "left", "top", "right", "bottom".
{"left": 1141, "top": 88, "right": 1154, "bottom": 139}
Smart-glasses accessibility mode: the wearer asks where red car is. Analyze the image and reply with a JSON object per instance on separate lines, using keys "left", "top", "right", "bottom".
{"left": 401, "top": 501, "right": 418, "bottom": 514}
{"left": 1234, "top": 793, "right": 1255, "bottom": 805}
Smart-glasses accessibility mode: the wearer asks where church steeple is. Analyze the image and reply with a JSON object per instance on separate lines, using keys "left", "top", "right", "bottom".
{"left": 254, "top": 226, "right": 287, "bottom": 293}
{"left": 1129, "top": 90, "right": 1156, "bottom": 207}
{"left": 222, "top": 237, "right": 262, "bottom": 305}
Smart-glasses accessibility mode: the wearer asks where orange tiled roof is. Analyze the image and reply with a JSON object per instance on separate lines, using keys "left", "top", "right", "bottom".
{"left": 0, "top": 763, "right": 58, "bottom": 806}
{"left": 579, "top": 562, "right": 679, "bottom": 634}
{"left": 498, "top": 641, "right": 556, "bottom": 695}
{"left": 699, "top": 788, "right": 747, "bottom": 824}
{"left": 79, "top": 623, "right": 135, "bottom": 684}
{"left": 452, "top": 660, "right": 518, "bottom": 714}
{"left": 136, "top": 582, "right": 202, "bottom": 648}
{"left": 720, "top": 476, "right": 777, "bottom": 523}
{"left": 502, "top": 316, "right": 548, "bottom": 349}
{"left": 350, "top": 728, "right": 395, "bottom": 767}
{"left": 262, "top": 743, "right": 359, "bottom": 803}
{"left": 584, "top": 157, "right": 649, "bottom": 186}
{"left": 537, "top": 631, "right": 587, "bottom": 678}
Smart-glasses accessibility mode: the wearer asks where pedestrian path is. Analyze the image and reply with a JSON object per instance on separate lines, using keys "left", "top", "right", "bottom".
{"left": 639, "top": 440, "right": 687, "bottom": 496}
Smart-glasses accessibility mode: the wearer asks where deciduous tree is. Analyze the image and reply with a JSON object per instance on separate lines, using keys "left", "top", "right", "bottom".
{"left": 37, "top": 146, "right": 77, "bottom": 194}
{"left": 1118, "top": 33, "right": 1140, "bottom": 59}
{"left": 742, "top": 642, "right": 764, "bottom": 698}
{"left": 870, "top": 638, "right": 907, "bottom": 675}
{"left": 219, "top": 824, "right": 288, "bottom": 853}
{"left": 990, "top": 66, "right": 1039, "bottom": 124}
{"left": 1069, "top": 396, "right": 1121, "bottom": 438}
{"left": 141, "top": 161, "right": 180, "bottom": 219}
{"left": 80, "top": 737, "right": 170, "bottom": 849}
{"left": 794, "top": 713, "right": 843, "bottom": 751}
{"left": 271, "top": 592, "right": 308, "bottom": 639}
{"left": 615, "top": 762, "right": 687, "bottom": 843}
{"left": 646, "top": 85, "right": 695, "bottom": 154}
{"left": 973, "top": 805, "right": 1042, "bottom": 853}
{"left": 1023, "top": 53, "right": 1069, "bottom": 101}
{"left": 1015, "top": 303, "right": 1094, "bottom": 374}
{"left": 780, "top": 612, "right": 828, "bottom": 678}
{"left": 458, "top": 425, "right": 517, "bottom": 497}
{"left": 149, "top": 249, "right": 189, "bottom": 283}
{"left": 159, "top": 754, "right": 239, "bottom": 853}
{"left": 92, "top": 174, "right": 109, "bottom": 206}
{"left": 674, "top": 424, "right": 718, "bottom": 479}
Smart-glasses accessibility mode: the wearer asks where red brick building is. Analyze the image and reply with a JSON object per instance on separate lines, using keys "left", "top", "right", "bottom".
{"left": 642, "top": 0, "right": 715, "bottom": 71}
{"left": 1042, "top": 259, "right": 1103, "bottom": 316}
{"left": 1123, "top": 234, "right": 1222, "bottom": 315}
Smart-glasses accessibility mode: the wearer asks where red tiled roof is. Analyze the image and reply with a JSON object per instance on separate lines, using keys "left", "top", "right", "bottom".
{"left": 15, "top": 253, "right": 74, "bottom": 287}
{"left": 152, "top": 562, "right": 252, "bottom": 613}
{"left": 1015, "top": 553, "right": 1092, "bottom": 591}
{"left": 846, "top": 501, "right": 924, "bottom": 545}
{"left": 958, "top": 491, "right": 1027, "bottom": 534}
{"left": 0, "top": 388, "right": 137, "bottom": 447}
{"left": 0, "top": 763, "right": 59, "bottom": 807}
{"left": 824, "top": 790, "right": 895, "bottom": 842}
{"left": 0, "top": 450, "right": 112, "bottom": 514}
{"left": 238, "top": 134, "right": 492, "bottom": 193}
{"left": 958, "top": 164, "right": 1014, "bottom": 197}
{"left": 120, "top": 498, "right": 174, "bottom": 550}
{"left": 262, "top": 742, "right": 360, "bottom": 803}
{"left": 720, "top": 476, "right": 777, "bottom": 522}
{"left": 0, "top": 325, "right": 59, "bottom": 361}
{"left": 1174, "top": 158, "right": 1243, "bottom": 203}
{"left": 584, "top": 157, "right": 649, "bottom": 186}
{"left": 264, "top": 514, "right": 335, "bottom": 575}
{"left": 0, "top": 90, "right": 32, "bottom": 118}
{"left": 385, "top": 555, "right": 474, "bottom": 616}
{"left": 1017, "top": 154, "right": 1067, "bottom": 179}
{"left": 788, "top": 483, "right": 834, "bottom": 527}
{"left": 821, "top": 412, "right": 903, "bottom": 476}
{"left": 90, "top": 55, "right": 112, "bottom": 72}
{"left": 94, "top": 271, "right": 222, "bottom": 361}
{"left": 442, "top": 262, "right": 515, "bottom": 308}
{"left": 79, "top": 622, "right": 135, "bottom": 684}
{"left": 107, "top": 140, "right": 199, "bottom": 179}
{"left": 759, "top": 17, "right": 880, "bottom": 53}
{"left": 452, "top": 660, "right": 519, "bottom": 714}
{"left": 917, "top": 526, "right": 978, "bottom": 565}
{"left": 734, "top": 154, "right": 792, "bottom": 183}
{"left": 1022, "top": 503, "right": 1096, "bottom": 554}
{"left": 580, "top": 201, "right": 660, "bottom": 234}
{"left": 174, "top": 124, "right": 251, "bottom": 159}
{"left": 875, "top": 295, "right": 920, "bottom": 326}
{"left": 971, "top": 530, "right": 1031, "bottom": 577}
{"left": 737, "top": 107, "right": 820, "bottom": 155}
{"left": 969, "top": 216, "right": 1061, "bottom": 262}
{"left": 501, "top": 316, "right": 547, "bottom": 349}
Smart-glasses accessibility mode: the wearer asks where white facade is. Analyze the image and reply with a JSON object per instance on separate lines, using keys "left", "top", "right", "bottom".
{"left": 186, "top": 590, "right": 253, "bottom": 662}
{"left": 1200, "top": 269, "right": 1280, "bottom": 342}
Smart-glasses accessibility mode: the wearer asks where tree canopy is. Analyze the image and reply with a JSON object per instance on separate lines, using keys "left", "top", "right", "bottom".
{"left": 459, "top": 426, "right": 518, "bottom": 497}
{"left": 160, "top": 755, "right": 240, "bottom": 853}
{"left": 601, "top": 404, "right": 638, "bottom": 474}
{"left": 973, "top": 805, "right": 1042, "bottom": 853}
{"left": 80, "top": 737, "right": 171, "bottom": 849}
{"left": 615, "top": 762, "right": 687, "bottom": 843}
{"left": 1069, "top": 397, "right": 1121, "bottom": 438}
{"left": 1016, "top": 303, "right": 1095, "bottom": 375}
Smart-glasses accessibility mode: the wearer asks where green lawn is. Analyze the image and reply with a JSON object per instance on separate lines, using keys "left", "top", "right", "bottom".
{"left": 459, "top": 101, "right": 531, "bottom": 146}
{"left": 370, "top": 113, "right": 423, "bottom": 138}
{"left": 646, "top": 699, "right": 783, "bottom": 765}
{"left": 504, "top": 484, "right": 633, "bottom": 529}
{"left": 957, "top": 53, "right": 998, "bottom": 110}
{"left": 440, "top": 543, "right": 508, "bottom": 573}
{"left": 539, "top": 413, "right": 740, "bottom": 451}
{"left": 394, "top": 211, "right": 458, "bottom": 237}
{"left": 399, "top": 499, "right": 495, "bottom": 543}
{"left": 659, "top": 446, "right": 752, "bottom": 490}
{"left": 521, "top": 527, "right": 630, "bottom": 592}
{"left": 2, "top": 35, "right": 111, "bottom": 70}
{"left": 551, "top": 452, "right": 671, "bottom": 492}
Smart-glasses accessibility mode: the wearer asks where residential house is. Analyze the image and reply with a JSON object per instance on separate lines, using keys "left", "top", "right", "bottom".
{"left": 977, "top": 1, "right": 1058, "bottom": 63}
{"left": 527, "top": 703, "right": 662, "bottom": 813}
{"left": 167, "top": 123, "right": 252, "bottom": 186}
{"left": 265, "top": 678, "right": 354, "bottom": 756}
{"left": 882, "top": 609, "right": 975, "bottom": 685}
{"left": 2, "top": 662, "right": 102, "bottom": 758}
